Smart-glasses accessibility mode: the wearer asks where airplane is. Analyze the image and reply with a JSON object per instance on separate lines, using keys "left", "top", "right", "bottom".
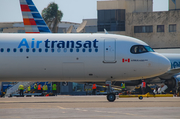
{"left": 92, "top": 50, "right": 180, "bottom": 94}
{"left": 0, "top": 0, "right": 174, "bottom": 102}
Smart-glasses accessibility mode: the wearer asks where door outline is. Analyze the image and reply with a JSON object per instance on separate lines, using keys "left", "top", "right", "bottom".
{"left": 103, "top": 39, "right": 116, "bottom": 63}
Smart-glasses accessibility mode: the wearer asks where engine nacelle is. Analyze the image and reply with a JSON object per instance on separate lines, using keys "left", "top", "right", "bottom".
{"left": 164, "top": 74, "right": 180, "bottom": 92}
{"left": 164, "top": 78, "right": 176, "bottom": 89}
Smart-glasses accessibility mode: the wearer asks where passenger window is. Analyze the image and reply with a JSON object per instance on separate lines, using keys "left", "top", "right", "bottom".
{"left": 1, "top": 48, "right": 4, "bottom": 52}
{"left": 45, "top": 49, "right": 48, "bottom": 52}
{"left": 26, "top": 49, "right": 29, "bottom": 52}
{"left": 76, "top": 49, "right": 79, "bottom": 52}
{"left": 57, "top": 49, "right": 61, "bottom": 52}
{"left": 7, "top": 48, "right": 10, "bottom": 52}
{"left": 13, "top": 48, "right": 17, "bottom": 52}
{"left": 39, "top": 48, "right": 42, "bottom": 52}
{"left": 64, "top": 48, "right": 67, "bottom": 52}
{"left": 89, "top": 49, "right": 92, "bottom": 52}
{"left": 82, "top": 49, "right": 85, "bottom": 52}
{"left": 32, "top": 48, "right": 36, "bottom": 52}
{"left": 20, "top": 48, "right": 23, "bottom": 52}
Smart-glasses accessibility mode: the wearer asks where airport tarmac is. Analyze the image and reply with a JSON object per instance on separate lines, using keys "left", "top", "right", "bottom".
{"left": 0, "top": 96, "right": 180, "bottom": 119}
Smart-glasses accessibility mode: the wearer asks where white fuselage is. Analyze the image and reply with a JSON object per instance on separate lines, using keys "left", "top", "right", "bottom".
{"left": 0, "top": 33, "right": 170, "bottom": 82}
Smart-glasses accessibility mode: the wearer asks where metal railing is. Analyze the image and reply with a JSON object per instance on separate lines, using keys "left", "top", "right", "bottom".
{"left": 5, "top": 82, "right": 35, "bottom": 97}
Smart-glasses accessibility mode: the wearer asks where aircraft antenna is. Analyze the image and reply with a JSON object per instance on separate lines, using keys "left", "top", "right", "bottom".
{"left": 104, "top": 29, "right": 108, "bottom": 34}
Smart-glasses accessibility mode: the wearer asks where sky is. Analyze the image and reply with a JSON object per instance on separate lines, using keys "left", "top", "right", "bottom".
{"left": 0, "top": 0, "right": 169, "bottom": 23}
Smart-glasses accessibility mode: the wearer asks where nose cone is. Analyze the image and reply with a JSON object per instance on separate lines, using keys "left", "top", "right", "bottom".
{"left": 158, "top": 54, "right": 171, "bottom": 74}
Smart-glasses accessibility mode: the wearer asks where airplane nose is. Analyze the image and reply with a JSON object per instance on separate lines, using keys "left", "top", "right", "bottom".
{"left": 158, "top": 55, "right": 171, "bottom": 73}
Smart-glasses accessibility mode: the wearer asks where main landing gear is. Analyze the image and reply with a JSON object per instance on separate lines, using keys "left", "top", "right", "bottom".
{"left": 106, "top": 81, "right": 116, "bottom": 102}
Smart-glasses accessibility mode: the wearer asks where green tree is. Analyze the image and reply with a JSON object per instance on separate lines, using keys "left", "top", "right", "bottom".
{"left": 41, "top": 2, "right": 63, "bottom": 33}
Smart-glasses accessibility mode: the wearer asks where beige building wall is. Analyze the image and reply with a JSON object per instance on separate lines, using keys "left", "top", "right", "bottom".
{"left": 125, "top": 10, "right": 180, "bottom": 48}
{"left": 169, "top": 0, "right": 180, "bottom": 10}
{"left": 97, "top": 0, "right": 152, "bottom": 13}
{"left": 126, "top": 0, "right": 152, "bottom": 13}
{"left": 97, "top": 0, "right": 126, "bottom": 10}
{"left": 3, "top": 28, "right": 25, "bottom": 33}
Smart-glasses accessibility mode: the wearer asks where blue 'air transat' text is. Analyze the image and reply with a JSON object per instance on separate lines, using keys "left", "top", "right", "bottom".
{"left": 18, "top": 38, "right": 99, "bottom": 49}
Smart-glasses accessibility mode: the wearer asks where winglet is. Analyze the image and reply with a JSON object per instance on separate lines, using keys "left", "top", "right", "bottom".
{"left": 104, "top": 29, "right": 108, "bottom": 34}
{"left": 19, "top": 0, "right": 51, "bottom": 33}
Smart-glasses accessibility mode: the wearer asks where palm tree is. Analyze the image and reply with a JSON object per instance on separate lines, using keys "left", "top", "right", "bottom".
{"left": 41, "top": 2, "right": 63, "bottom": 33}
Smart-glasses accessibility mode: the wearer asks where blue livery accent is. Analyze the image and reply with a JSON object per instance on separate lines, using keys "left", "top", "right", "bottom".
{"left": 32, "top": 13, "right": 42, "bottom": 19}
{"left": 171, "top": 61, "right": 180, "bottom": 69}
{"left": 26, "top": 0, "right": 34, "bottom": 5}
{"left": 18, "top": 38, "right": 99, "bottom": 50}
{"left": 38, "top": 27, "right": 51, "bottom": 33}
{"left": 29, "top": 6, "right": 38, "bottom": 12}
{"left": 35, "top": 20, "right": 47, "bottom": 26}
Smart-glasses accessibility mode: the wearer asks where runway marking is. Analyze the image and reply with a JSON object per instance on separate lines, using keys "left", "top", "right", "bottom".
{"left": 107, "top": 111, "right": 119, "bottom": 114}
{"left": 82, "top": 110, "right": 87, "bottom": 111}
{"left": 94, "top": 110, "right": 120, "bottom": 114}
{"left": 0, "top": 116, "right": 21, "bottom": 118}
{"left": 75, "top": 108, "right": 80, "bottom": 110}
{"left": 125, "top": 113, "right": 148, "bottom": 117}
{"left": 94, "top": 110, "right": 106, "bottom": 113}
{"left": 57, "top": 106, "right": 66, "bottom": 109}
{"left": 125, "top": 113, "right": 135, "bottom": 116}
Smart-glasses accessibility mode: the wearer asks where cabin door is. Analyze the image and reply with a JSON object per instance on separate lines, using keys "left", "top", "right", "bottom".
{"left": 104, "top": 39, "right": 116, "bottom": 63}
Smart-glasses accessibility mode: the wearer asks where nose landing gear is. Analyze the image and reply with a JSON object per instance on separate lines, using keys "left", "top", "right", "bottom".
{"left": 106, "top": 80, "right": 116, "bottom": 102}
{"left": 107, "top": 93, "right": 116, "bottom": 102}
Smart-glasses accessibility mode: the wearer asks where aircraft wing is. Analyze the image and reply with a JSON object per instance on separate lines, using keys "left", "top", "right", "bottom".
{"left": 158, "top": 68, "right": 180, "bottom": 80}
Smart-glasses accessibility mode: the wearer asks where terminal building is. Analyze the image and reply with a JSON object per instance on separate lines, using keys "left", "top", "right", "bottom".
{"left": 97, "top": 0, "right": 180, "bottom": 48}
{"left": 0, "top": 19, "right": 97, "bottom": 34}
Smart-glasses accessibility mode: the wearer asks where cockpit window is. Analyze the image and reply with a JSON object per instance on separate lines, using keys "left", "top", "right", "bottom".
{"left": 130, "top": 45, "right": 154, "bottom": 54}
{"left": 144, "top": 46, "right": 154, "bottom": 52}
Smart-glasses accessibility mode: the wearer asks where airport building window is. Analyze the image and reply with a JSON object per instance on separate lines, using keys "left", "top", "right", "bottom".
{"left": 95, "top": 49, "right": 98, "bottom": 52}
{"left": 157, "top": 25, "right": 164, "bottom": 32}
{"left": 98, "top": 9, "right": 125, "bottom": 31}
{"left": 0, "top": 28, "right": 3, "bottom": 33}
{"left": 169, "top": 24, "right": 176, "bottom": 32}
{"left": 7, "top": 48, "right": 10, "bottom": 52}
{"left": 18, "top": 30, "right": 25, "bottom": 33}
{"left": 70, "top": 49, "right": 73, "bottom": 52}
{"left": 134, "top": 26, "right": 153, "bottom": 33}
{"left": 13, "top": 48, "right": 17, "bottom": 52}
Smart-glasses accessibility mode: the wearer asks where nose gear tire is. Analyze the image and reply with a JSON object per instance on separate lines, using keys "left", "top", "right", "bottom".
{"left": 107, "top": 93, "right": 116, "bottom": 102}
